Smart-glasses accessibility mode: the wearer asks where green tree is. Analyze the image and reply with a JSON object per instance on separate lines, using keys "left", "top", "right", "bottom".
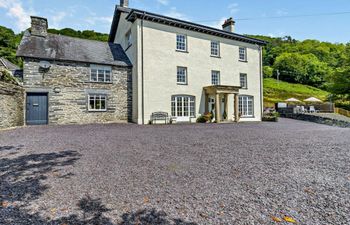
{"left": 273, "top": 52, "right": 331, "bottom": 87}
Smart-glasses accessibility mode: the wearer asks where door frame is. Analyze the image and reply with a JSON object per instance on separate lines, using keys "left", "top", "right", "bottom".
{"left": 25, "top": 92, "right": 49, "bottom": 125}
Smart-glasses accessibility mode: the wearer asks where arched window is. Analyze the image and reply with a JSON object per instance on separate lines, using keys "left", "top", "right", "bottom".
{"left": 171, "top": 95, "right": 195, "bottom": 121}
{"left": 239, "top": 95, "right": 254, "bottom": 117}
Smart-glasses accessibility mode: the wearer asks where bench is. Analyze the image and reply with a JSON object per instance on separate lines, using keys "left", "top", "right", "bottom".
{"left": 150, "top": 112, "right": 171, "bottom": 124}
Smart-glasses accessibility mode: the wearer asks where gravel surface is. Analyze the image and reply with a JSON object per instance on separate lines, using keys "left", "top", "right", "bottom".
{"left": 0, "top": 118, "right": 349, "bottom": 225}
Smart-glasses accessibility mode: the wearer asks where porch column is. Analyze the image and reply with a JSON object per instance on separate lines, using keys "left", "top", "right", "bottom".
{"left": 215, "top": 93, "right": 221, "bottom": 123}
{"left": 234, "top": 94, "right": 240, "bottom": 122}
{"left": 205, "top": 94, "right": 209, "bottom": 113}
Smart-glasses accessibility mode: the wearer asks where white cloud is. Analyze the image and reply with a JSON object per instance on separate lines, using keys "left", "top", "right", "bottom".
{"left": 157, "top": 0, "right": 169, "bottom": 6}
{"left": 276, "top": 9, "right": 288, "bottom": 16}
{"left": 164, "top": 7, "right": 190, "bottom": 21}
{"left": 204, "top": 17, "right": 227, "bottom": 29}
{"left": 51, "top": 11, "right": 67, "bottom": 28}
{"left": 85, "top": 16, "right": 113, "bottom": 26}
{"left": 228, "top": 3, "right": 239, "bottom": 14}
{"left": 0, "top": 0, "right": 35, "bottom": 31}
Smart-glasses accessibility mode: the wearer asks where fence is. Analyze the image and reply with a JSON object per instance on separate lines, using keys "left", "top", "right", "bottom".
{"left": 335, "top": 107, "right": 350, "bottom": 118}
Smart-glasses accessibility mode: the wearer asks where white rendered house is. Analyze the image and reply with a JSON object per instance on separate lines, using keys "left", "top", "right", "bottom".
{"left": 109, "top": 0, "right": 267, "bottom": 124}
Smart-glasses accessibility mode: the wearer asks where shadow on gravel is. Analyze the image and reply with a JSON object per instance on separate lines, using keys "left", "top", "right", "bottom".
{"left": 0, "top": 145, "right": 24, "bottom": 152}
{"left": 119, "top": 208, "right": 198, "bottom": 225}
{"left": 0, "top": 150, "right": 197, "bottom": 225}
{"left": 0, "top": 150, "right": 81, "bottom": 224}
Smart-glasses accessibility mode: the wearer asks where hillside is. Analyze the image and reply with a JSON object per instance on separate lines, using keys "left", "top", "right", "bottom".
{"left": 264, "top": 78, "right": 330, "bottom": 107}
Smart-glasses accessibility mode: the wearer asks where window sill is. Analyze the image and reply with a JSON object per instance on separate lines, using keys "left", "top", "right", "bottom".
{"left": 176, "top": 49, "right": 189, "bottom": 53}
{"left": 240, "top": 87, "right": 248, "bottom": 90}
{"left": 88, "top": 110, "right": 107, "bottom": 113}
{"left": 239, "top": 60, "right": 248, "bottom": 63}
{"left": 87, "top": 81, "right": 113, "bottom": 84}
{"left": 240, "top": 116, "right": 254, "bottom": 118}
{"left": 210, "top": 55, "right": 221, "bottom": 58}
{"left": 177, "top": 83, "right": 188, "bottom": 85}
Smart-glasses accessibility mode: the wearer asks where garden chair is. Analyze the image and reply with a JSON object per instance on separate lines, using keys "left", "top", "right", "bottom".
{"left": 309, "top": 106, "right": 316, "bottom": 113}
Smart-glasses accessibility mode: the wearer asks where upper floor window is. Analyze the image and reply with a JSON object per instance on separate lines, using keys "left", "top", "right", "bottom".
{"left": 239, "top": 95, "right": 254, "bottom": 117}
{"left": 211, "top": 70, "right": 220, "bottom": 85}
{"left": 88, "top": 94, "right": 107, "bottom": 111}
{"left": 126, "top": 30, "right": 132, "bottom": 47}
{"left": 176, "top": 34, "right": 187, "bottom": 51}
{"left": 211, "top": 41, "right": 220, "bottom": 57}
{"left": 239, "top": 47, "right": 247, "bottom": 61}
{"left": 90, "top": 65, "right": 112, "bottom": 83}
{"left": 177, "top": 67, "right": 187, "bottom": 85}
{"left": 240, "top": 73, "right": 247, "bottom": 89}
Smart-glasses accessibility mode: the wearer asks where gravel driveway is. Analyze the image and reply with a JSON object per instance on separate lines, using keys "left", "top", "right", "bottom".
{"left": 0, "top": 118, "right": 349, "bottom": 225}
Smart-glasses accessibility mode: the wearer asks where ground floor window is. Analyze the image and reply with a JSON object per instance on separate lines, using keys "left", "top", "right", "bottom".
{"left": 88, "top": 95, "right": 107, "bottom": 111}
{"left": 239, "top": 95, "right": 253, "bottom": 117}
{"left": 171, "top": 95, "right": 195, "bottom": 117}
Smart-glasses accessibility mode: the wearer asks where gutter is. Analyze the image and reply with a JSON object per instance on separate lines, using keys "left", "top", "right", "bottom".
{"left": 141, "top": 12, "right": 146, "bottom": 125}
{"left": 258, "top": 45, "right": 263, "bottom": 118}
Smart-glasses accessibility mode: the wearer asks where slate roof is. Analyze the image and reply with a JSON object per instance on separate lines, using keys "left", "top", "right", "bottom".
{"left": 0, "top": 57, "right": 20, "bottom": 71}
{"left": 109, "top": 6, "right": 267, "bottom": 46}
{"left": 17, "top": 31, "right": 132, "bottom": 67}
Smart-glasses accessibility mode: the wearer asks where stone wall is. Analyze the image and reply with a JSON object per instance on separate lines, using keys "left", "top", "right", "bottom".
{"left": 0, "top": 81, "right": 24, "bottom": 129}
{"left": 284, "top": 113, "right": 350, "bottom": 128}
{"left": 23, "top": 58, "right": 132, "bottom": 125}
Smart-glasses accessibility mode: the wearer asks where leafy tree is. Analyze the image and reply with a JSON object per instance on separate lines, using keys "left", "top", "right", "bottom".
{"left": 263, "top": 66, "right": 273, "bottom": 78}
{"left": 327, "top": 67, "right": 350, "bottom": 100}
{"left": 273, "top": 52, "right": 331, "bottom": 87}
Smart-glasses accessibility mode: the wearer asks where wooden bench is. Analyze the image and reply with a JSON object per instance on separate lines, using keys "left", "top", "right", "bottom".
{"left": 150, "top": 112, "right": 171, "bottom": 124}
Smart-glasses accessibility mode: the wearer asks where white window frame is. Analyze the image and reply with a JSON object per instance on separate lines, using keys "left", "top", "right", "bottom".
{"left": 90, "top": 65, "right": 112, "bottom": 83}
{"left": 211, "top": 70, "right": 220, "bottom": 85}
{"left": 176, "top": 34, "right": 187, "bottom": 52}
{"left": 239, "top": 95, "right": 254, "bottom": 117}
{"left": 211, "top": 41, "right": 220, "bottom": 57}
{"left": 239, "top": 47, "right": 247, "bottom": 61}
{"left": 240, "top": 73, "right": 247, "bottom": 89}
{"left": 177, "top": 67, "right": 187, "bottom": 85}
{"left": 88, "top": 94, "right": 107, "bottom": 112}
{"left": 171, "top": 95, "right": 195, "bottom": 118}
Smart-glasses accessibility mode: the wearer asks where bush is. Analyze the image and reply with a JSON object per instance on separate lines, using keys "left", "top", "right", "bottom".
{"left": 0, "top": 68, "right": 18, "bottom": 84}
{"left": 196, "top": 116, "right": 207, "bottom": 123}
{"left": 262, "top": 111, "right": 279, "bottom": 122}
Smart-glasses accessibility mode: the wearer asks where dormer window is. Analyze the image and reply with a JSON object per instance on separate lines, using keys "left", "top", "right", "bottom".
{"left": 90, "top": 65, "right": 112, "bottom": 83}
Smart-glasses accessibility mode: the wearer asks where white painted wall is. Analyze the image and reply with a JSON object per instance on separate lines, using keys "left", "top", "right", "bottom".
{"left": 115, "top": 14, "right": 263, "bottom": 124}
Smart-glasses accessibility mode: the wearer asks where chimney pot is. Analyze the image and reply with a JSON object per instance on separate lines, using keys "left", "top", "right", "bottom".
{"left": 31, "top": 16, "right": 48, "bottom": 37}
{"left": 222, "top": 17, "right": 235, "bottom": 33}
{"left": 120, "top": 0, "right": 129, "bottom": 7}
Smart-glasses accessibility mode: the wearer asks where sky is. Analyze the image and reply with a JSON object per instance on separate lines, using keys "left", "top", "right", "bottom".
{"left": 0, "top": 0, "right": 350, "bottom": 43}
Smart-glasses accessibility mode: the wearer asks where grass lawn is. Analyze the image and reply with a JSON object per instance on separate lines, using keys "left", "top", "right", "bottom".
{"left": 263, "top": 78, "right": 330, "bottom": 107}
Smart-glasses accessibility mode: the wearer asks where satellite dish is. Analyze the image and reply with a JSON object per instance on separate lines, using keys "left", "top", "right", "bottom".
{"left": 39, "top": 61, "right": 51, "bottom": 69}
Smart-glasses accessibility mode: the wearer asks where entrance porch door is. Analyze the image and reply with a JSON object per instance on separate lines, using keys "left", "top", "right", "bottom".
{"left": 171, "top": 96, "right": 195, "bottom": 122}
{"left": 208, "top": 95, "right": 227, "bottom": 121}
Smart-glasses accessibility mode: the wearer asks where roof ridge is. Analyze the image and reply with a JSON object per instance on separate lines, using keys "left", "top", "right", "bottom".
{"left": 47, "top": 33, "right": 115, "bottom": 44}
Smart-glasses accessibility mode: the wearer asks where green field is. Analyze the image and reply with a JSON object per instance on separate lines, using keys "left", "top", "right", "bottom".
{"left": 263, "top": 78, "right": 330, "bottom": 107}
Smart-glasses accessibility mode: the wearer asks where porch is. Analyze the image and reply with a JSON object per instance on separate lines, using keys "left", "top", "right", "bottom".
{"left": 203, "top": 85, "right": 241, "bottom": 123}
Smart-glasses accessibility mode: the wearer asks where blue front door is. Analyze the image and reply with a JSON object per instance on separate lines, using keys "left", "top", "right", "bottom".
{"left": 26, "top": 93, "right": 48, "bottom": 125}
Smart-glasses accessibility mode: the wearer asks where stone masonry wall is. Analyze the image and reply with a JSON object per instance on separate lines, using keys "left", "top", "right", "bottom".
{"left": 0, "top": 81, "right": 24, "bottom": 129}
{"left": 23, "top": 58, "right": 132, "bottom": 125}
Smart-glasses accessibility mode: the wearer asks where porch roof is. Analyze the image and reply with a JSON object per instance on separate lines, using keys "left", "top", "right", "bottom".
{"left": 204, "top": 85, "right": 240, "bottom": 94}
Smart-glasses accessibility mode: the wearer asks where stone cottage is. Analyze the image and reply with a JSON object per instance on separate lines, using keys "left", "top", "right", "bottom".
{"left": 17, "top": 16, "right": 132, "bottom": 125}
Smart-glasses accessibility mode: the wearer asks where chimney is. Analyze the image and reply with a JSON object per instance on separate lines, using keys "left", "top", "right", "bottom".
{"left": 31, "top": 16, "right": 48, "bottom": 37}
{"left": 120, "top": 0, "right": 129, "bottom": 7}
{"left": 222, "top": 17, "right": 235, "bottom": 33}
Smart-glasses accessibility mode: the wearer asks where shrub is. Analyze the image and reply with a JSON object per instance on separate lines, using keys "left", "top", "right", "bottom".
{"left": 196, "top": 116, "right": 207, "bottom": 123}
{"left": 0, "top": 68, "right": 17, "bottom": 84}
